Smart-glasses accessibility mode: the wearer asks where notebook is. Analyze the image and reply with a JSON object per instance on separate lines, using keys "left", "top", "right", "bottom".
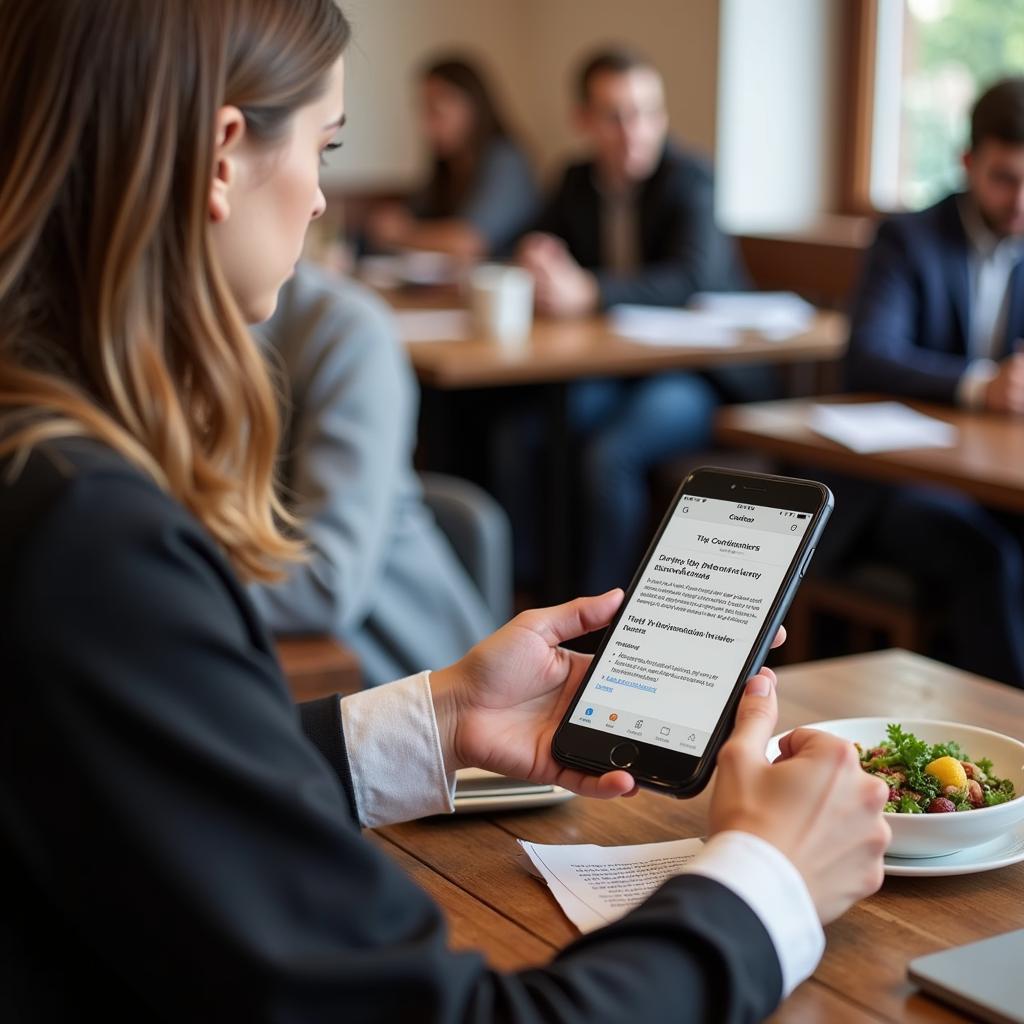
{"left": 452, "top": 768, "right": 574, "bottom": 814}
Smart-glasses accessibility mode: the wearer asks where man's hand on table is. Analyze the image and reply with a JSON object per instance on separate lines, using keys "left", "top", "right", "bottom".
{"left": 984, "top": 351, "right": 1024, "bottom": 414}
{"left": 518, "top": 232, "right": 600, "bottom": 318}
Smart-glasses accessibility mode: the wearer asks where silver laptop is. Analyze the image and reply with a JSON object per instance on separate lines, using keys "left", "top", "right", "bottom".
{"left": 908, "top": 930, "right": 1024, "bottom": 1024}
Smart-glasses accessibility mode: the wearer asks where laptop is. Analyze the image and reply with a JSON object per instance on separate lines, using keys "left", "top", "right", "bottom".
{"left": 908, "top": 930, "right": 1024, "bottom": 1024}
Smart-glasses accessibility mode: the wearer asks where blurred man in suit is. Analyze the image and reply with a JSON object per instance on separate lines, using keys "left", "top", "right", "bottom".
{"left": 518, "top": 49, "right": 744, "bottom": 315}
{"left": 840, "top": 77, "right": 1024, "bottom": 688}
{"left": 505, "top": 49, "right": 755, "bottom": 595}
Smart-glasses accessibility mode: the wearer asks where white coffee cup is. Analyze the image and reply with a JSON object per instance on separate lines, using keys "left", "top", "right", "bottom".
{"left": 468, "top": 264, "right": 534, "bottom": 345}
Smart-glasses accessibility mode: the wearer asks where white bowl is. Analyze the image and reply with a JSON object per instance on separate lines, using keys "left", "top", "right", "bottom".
{"left": 767, "top": 718, "right": 1024, "bottom": 858}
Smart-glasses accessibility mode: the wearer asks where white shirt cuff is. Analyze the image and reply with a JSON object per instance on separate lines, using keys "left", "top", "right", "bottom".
{"left": 681, "top": 830, "right": 824, "bottom": 997}
{"left": 957, "top": 359, "right": 999, "bottom": 408}
{"left": 339, "top": 671, "right": 456, "bottom": 828}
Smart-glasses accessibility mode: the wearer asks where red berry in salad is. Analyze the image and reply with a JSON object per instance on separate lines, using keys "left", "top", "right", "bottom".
{"left": 927, "top": 797, "right": 957, "bottom": 813}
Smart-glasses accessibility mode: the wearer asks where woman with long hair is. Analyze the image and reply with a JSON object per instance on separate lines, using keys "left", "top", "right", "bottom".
{"left": 366, "top": 56, "right": 539, "bottom": 259}
{"left": 0, "top": 2, "right": 888, "bottom": 1020}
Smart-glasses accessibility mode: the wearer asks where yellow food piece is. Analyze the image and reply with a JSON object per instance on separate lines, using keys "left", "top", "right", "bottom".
{"left": 925, "top": 756, "right": 968, "bottom": 792}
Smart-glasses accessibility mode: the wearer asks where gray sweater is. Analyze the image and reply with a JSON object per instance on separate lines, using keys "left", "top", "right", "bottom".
{"left": 250, "top": 263, "right": 493, "bottom": 685}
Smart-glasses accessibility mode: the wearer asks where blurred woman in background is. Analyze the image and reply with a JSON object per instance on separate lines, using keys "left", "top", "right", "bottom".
{"left": 366, "top": 56, "right": 538, "bottom": 260}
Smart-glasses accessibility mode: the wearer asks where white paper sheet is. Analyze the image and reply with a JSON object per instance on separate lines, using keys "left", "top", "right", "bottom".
{"left": 809, "top": 401, "right": 959, "bottom": 453}
{"left": 608, "top": 305, "right": 740, "bottom": 347}
{"left": 689, "top": 291, "right": 816, "bottom": 338}
{"left": 360, "top": 251, "right": 459, "bottom": 289}
{"left": 518, "top": 837, "right": 705, "bottom": 932}
{"left": 392, "top": 309, "right": 471, "bottom": 343}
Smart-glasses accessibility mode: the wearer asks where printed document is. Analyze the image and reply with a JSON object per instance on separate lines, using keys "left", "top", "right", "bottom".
{"left": 519, "top": 837, "right": 705, "bottom": 932}
{"left": 809, "top": 401, "right": 958, "bottom": 453}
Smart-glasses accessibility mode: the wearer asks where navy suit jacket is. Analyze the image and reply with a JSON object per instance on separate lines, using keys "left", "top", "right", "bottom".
{"left": 535, "top": 142, "right": 748, "bottom": 309}
{"left": 845, "top": 192, "right": 1024, "bottom": 402}
{"left": 535, "top": 143, "right": 775, "bottom": 401}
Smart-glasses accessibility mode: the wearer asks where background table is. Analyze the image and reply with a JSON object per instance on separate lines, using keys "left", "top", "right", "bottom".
{"left": 397, "top": 299, "right": 846, "bottom": 601}
{"left": 374, "top": 650, "right": 1024, "bottom": 1022}
{"left": 716, "top": 395, "right": 1024, "bottom": 514}
{"left": 404, "top": 309, "right": 846, "bottom": 390}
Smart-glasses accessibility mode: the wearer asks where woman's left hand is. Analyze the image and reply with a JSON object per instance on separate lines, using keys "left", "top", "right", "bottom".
{"left": 430, "top": 592, "right": 786, "bottom": 801}
{"left": 430, "top": 590, "right": 638, "bottom": 798}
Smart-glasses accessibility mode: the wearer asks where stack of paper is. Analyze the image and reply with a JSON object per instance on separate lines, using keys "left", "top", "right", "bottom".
{"left": 360, "top": 251, "right": 459, "bottom": 289}
{"left": 809, "top": 402, "right": 959, "bottom": 454}
{"left": 609, "top": 305, "right": 740, "bottom": 347}
{"left": 689, "top": 291, "right": 816, "bottom": 338}
{"left": 519, "top": 837, "right": 705, "bottom": 932}
{"left": 392, "top": 309, "right": 471, "bottom": 343}
{"left": 609, "top": 291, "right": 816, "bottom": 347}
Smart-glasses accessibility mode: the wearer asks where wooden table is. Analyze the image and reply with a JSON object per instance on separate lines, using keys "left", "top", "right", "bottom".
{"left": 394, "top": 294, "right": 846, "bottom": 602}
{"left": 373, "top": 650, "right": 1024, "bottom": 1021}
{"left": 405, "top": 310, "right": 846, "bottom": 390}
{"left": 716, "top": 394, "right": 1024, "bottom": 514}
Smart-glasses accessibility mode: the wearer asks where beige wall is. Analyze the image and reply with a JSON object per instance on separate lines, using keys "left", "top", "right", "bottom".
{"left": 524, "top": 0, "right": 721, "bottom": 171}
{"left": 715, "top": 0, "right": 843, "bottom": 232}
{"left": 324, "top": 0, "right": 722, "bottom": 189}
{"left": 326, "top": 0, "right": 843, "bottom": 232}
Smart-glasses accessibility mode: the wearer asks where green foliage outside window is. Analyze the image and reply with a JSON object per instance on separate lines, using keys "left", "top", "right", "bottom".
{"left": 900, "top": 0, "right": 1024, "bottom": 208}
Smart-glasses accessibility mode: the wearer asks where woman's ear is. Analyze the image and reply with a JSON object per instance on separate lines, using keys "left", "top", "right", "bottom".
{"left": 209, "top": 105, "right": 246, "bottom": 224}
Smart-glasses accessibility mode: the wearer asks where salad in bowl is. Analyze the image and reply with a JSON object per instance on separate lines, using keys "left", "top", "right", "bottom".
{"left": 857, "top": 723, "right": 1016, "bottom": 814}
{"left": 767, "top": 719, "right": 1024, "bottom": 857}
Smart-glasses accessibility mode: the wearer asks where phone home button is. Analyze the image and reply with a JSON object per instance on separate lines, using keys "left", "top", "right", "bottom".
{"left": 609, "top": 741, "right": 639, "bottom": 768}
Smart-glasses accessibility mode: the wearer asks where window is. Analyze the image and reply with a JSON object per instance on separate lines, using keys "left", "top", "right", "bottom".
{"left": 866, "top": 0, "right": 1024, "bottom": 211}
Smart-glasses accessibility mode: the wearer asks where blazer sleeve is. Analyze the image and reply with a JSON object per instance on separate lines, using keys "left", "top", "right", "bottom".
{"left": 248, "top": 284, "right": 411, "bottom": 636}
{"left": 7, "top": 468, "right": 784, "bottom": 1023}
{"left": 845, "top": 219, "right": 971, "bottom": 401}
{"left": 595, "top": 166, "right": 723, "bottom": 309}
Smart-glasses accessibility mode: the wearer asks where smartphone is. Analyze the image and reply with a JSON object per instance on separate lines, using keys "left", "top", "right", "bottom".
{"left": 551, "top": 466, "right": 832, "bottom": 798}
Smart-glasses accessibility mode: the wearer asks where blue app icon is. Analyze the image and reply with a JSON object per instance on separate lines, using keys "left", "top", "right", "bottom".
{"left": 584, "top": 707, "right": 594, "bottom": 716}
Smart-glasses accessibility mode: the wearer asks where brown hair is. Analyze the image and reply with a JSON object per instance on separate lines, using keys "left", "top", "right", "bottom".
{"left": 420, "top": 55, "right": 512, "bottom": 217}
{"left": 0, "top": 0, "right": 350, "bottom": 581}
{"left": 971, "top": 77, "right": 1024, "bottom": 151}
{"left": 576, "top": 47, "right": 655, "bottom": 106}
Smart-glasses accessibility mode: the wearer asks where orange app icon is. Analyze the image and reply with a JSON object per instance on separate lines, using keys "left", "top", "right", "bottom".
{"left": 608, "top": 713, "right": 618, "bottom": 721}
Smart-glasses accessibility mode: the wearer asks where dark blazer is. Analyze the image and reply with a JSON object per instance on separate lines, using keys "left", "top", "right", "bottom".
{"left": 536, "top": 142, "right": 748, "bottom": 309}
{"left": 845, "top": 192, "right": 1024, "bottom": 402}
{"left": 1, "top": 438, "right": 784, "bottom": 1022}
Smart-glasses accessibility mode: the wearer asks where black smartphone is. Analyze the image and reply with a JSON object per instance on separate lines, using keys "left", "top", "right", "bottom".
{"left": 551, "top": 466, "right": 832, "bottom": 798}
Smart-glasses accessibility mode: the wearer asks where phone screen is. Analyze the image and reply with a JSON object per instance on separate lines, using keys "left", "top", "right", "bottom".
{"left": 568, "top": 494, "right": 813, "bottom": 757}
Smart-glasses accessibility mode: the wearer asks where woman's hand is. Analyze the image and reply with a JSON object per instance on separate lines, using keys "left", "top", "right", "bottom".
{"left": 430, "top": 591, "right": 636, "bottom": 798}
{"left": 708, "top": 673, "right": 891, "bottom": 924}
{"left": 429, "top": 592, "right": 786, "bottom": 801}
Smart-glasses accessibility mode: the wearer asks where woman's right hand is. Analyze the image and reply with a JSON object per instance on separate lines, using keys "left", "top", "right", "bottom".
{"left": 708, "top": 672, "right": 891, "bottom": 924}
